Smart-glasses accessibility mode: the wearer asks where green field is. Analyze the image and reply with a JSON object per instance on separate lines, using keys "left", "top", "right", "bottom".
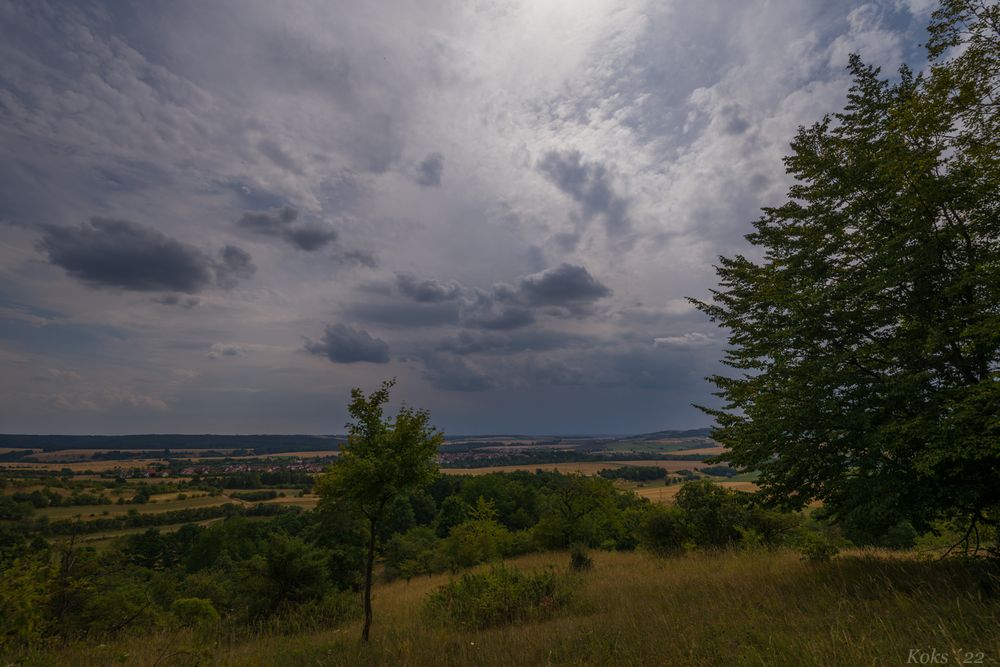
{"left": 34, "top": 493, "right": 226, "bottom": 520}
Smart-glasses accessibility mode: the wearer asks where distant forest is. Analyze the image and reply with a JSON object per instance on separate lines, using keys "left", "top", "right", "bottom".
{"left": 0, "top": 429, "right": 712, "bottom": 453}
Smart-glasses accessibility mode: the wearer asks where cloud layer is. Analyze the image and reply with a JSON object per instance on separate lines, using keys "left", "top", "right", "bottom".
{"left": 0, "top": 0, "right": 933, "bottom": 433}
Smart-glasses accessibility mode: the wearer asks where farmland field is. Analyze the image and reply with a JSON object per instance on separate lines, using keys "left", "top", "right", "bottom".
{"left": 1, "top": 459, "right": 173, "bottom": 472}
{"left": 441, "top": 459, "right": 718, "bottom": 476}
{"left": 34, "top": 493, "right": 230, "bottom": 520}
{"left": 631, "top": 480, "right": 759, "bottom": 502}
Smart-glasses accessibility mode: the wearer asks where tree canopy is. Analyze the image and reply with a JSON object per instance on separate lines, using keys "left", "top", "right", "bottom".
{"left": 694, "top": 1, "right": 1000, "bottom": 548}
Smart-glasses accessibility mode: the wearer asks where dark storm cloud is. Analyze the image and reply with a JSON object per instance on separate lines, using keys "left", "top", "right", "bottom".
{"left": 415, "top": 152, "right": 444, "bottom": 187}
{"left": 395, "top": 273, "right": 462, "bottom": 302}
{"left": 304, "top": 324, "right": 390, "bottom": 363}
{"left": 285, "top": 226, "right": 339, "bottom": 252}
{"left": 511, "top": 263, "right": 612, "bottom": 307}
{"left": 380, "top": 263, "right": 611, "bottom": 331}
{"left": 537, "top": 150, "right": 630, "bottom": 236}
{"left": 36, "top": 218, "right": 254, "bottom": 293}
{"left": 236, "top": 206, "right": 339, "bottom": 251}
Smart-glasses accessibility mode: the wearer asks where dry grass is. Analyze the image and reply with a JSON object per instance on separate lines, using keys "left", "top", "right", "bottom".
{"left": 20, "top": 549, "right": 1000, "bottom": 666}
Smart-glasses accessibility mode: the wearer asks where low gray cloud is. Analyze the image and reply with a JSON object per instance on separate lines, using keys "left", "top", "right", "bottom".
{"left": 334, "top": 249, "right": 379, "bottom": 268}
{"left": 237, "top": 206, "right": 338, "bottom": 251}
{"left": 387, "top": 264, "right": 612, "bottom": 328}
{"left": 153, "top": 294, "right": 200, "bottom": 309}
{"left": 417, "top": 352, "right": 494, "bottom": 392}
{"left": 216, "top": 245, "right": 257, "bottom": 289}
{"left": 537, "top": 150, "right": 630, "bottom": 236}
{"left": 415, "top": 152, "right": 444, "bottom": 187}
{"left": 358, "top": 263, "right": 612, "bottom": 331}
{"left": 435, "top": 329, "right": 590, "bottom": 356}
{"left": 395, "top": 273, "right": 462, "bottom": 302}
{"left": 510, "top": 263, "right": 612, "bottom": 308}
{"left": 257, "top": 139, "right": 304, "bottom": 175}
{"left": 304, "top": 324, "right": 390, "bottom": 363}
{"left": 208, "top": 343, "right": 248, "bottom": 358}
{"left": 345, "top": 301, "right": 461, "bottom": 328}
{"left": 37, "top": 218, "right": 254, "bottom": 293}
{"left": 463, "top": 307, "right": 536, "bottom": 331}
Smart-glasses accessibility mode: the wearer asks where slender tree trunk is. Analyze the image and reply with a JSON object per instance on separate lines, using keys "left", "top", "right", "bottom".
{"left": 362, "top": 517, "right": 376, "bottom": 641}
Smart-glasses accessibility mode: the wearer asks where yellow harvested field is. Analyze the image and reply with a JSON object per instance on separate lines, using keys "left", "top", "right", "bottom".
{"left": 633, "top": 480, "right": 758, "bottom": 503}
{"left": 24, "top": 448, "right": 248, "bottom": 461}
{"left": 442, "top": 459, "right": 716, "bottom": 476}
{"left": 1, "top": 459, "right": 168, "bottom": 472}
{"left": 205, "top": 450, "right": 339, "bottom": 460}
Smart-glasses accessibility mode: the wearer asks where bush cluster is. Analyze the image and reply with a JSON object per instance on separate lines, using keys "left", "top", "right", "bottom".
{"left": 424, "top": 565, "right": 570, "bottom": 629}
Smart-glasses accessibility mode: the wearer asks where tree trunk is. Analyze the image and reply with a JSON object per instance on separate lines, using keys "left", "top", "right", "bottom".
{"left": 362, "top": 517, "right": 376, "bottom": 641}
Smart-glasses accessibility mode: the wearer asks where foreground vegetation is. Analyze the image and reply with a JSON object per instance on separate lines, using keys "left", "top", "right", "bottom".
{"left": 6, "top": 548, "right": 998, "bottom": 666}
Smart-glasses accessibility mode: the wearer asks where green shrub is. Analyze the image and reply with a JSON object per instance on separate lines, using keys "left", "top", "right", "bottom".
{"left": 640, "top": 506, "right": 692, "bottom": 556}
{"left": 171, "top": 597, "right": 219, "bottom": 627}
{"left": 424, "top": 565, "right": 570, "bottom": 629}
{"left": 384, "top": 526, "right": 439, "bottom": 581}
{"left": 797, "top": 535, "right": 839, "bottom": 564}
{"left": 569, "top": 544, "right": 593, "bottom": 571}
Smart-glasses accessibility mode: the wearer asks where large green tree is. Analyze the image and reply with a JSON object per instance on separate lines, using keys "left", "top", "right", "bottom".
{"left": 695, "top": 1, "right": 1000, "bottom": 550}
{"left": 315, "top": 379, "right": 443, "bottom": 641}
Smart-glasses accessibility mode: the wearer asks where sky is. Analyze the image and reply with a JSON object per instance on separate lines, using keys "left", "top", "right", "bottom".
{"left": 0, "top": 0, "right": 936, "bottom": 435}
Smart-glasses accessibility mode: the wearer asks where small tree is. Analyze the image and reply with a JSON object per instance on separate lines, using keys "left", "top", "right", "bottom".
{"left": 315, "top": 379, "right": 443, "bottom": 641}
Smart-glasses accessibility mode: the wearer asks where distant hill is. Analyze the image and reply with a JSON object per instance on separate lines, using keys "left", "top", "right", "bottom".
{"left": 0, "top": 434, "right": 344, "bottom": 453}
{"left": 0, "top": 429, "right": 712, "bottom": 453}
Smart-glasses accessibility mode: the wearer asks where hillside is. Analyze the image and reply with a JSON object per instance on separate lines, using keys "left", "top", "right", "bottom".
{"left": 16, "top": 548, "right": 999, "bottom": 666}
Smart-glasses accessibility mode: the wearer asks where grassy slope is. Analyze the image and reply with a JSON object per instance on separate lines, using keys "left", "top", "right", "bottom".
{"left": 20, "top": 549, "right": 1000, "bottom": 666}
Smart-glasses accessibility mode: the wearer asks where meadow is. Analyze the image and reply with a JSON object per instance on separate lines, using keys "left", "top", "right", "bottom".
{"left": 16, "top": 548, "right": 999, "bottom": 666}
